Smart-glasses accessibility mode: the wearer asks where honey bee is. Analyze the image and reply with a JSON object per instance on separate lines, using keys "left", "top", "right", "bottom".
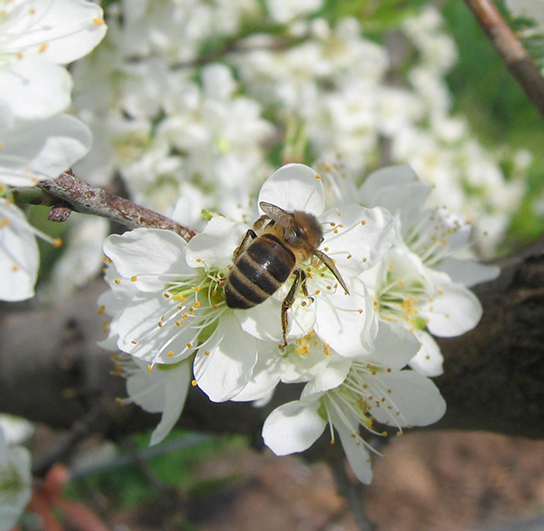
{"left": 225, "top": 202, "right": 350, "bottom": 347}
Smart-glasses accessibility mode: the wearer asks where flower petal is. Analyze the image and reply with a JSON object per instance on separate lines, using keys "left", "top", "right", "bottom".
{"left": 238, "top": 297, "right": 284, "bottom": 342}
{"left": 150, "top": 361, "right": 192, "bottom": 446}
{"left": 104, "top": 229, "right": 191, "bottom": 292}
{"left": 258, "top": 164, "right": 325, "bottom": 215}
{"left": 0, "top": 113, "right": 92, "bottom": 185}
{"left": 0, "top": 201, "right": 39, "bottom": 301}
{"left": 302, "top": 357, "right": 351, "bottom": 396}
{"left": 4, "top": 0, "right": 106, "bottom": 64}
{"left": 0, "top": 58, "right": 72, "bottom": 120}
{"left": 231, "top": 343, "right": 285, "bottom": 402}
{"left": 262, "top": 398, "right": 326, "bottom": 456}
{"left": 424, "top": 283, "right": 482, "bottom": 337}
{"left": 320, "top": 204, "right": 395, "bottom": 276}
{"left": 186, "top": 216, "right": 248, "bottom": 271}
{"left": 409, "top": 331, "right": 444, "bottom": 377}
{"left": 193, "top": 315, "right": 258, "bottom": 402}
{"left": 437, "top": 257, "right": 500, "bottom": 287}
{"left": 370, "top": 370, "right": 446, "bottom": 427}
{"left": 334, "top": 421, "right": 374, "bottom": 485}
{"left": 367, "top": 321, "right": 420, "bottom": 370}
{"left": 314, "top": 279, "right": 378, "bottom": 357}
{"left": 360, "top": 164, "right": 430, "bottom": 231}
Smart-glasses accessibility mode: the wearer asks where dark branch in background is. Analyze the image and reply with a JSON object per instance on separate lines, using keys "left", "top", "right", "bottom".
{"left": 330, "top": 459, "right": 376, "bottom": 531}
{"left": 35, "top": 170, "right": 197, "bottom": 242}
{"left": 465, "top": 0, "right": 544, "bottom": 121}
{"left": 170, "top": 36, "right": 303, "bottom": 70}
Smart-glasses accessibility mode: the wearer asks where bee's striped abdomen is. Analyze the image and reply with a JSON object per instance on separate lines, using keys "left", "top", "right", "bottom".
{"left": 225, "top": 233, "right": 296, "bottom": 309}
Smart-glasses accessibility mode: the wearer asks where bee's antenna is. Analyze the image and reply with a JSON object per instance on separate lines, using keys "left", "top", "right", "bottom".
{"left": 313, "top": 249, "right": 350, "bottom": 295}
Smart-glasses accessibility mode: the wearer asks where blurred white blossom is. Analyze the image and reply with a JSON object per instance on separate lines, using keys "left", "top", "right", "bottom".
{"left": 0, "top": 0, "right": 106, "bottom": 120}
{"left": 0, "top": 427, "right": 32, "bottom": 531}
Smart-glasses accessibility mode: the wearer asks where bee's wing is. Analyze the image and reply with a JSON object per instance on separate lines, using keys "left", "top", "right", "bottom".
{"left": 259, "top": 202, "right": 292, "bottom": 227}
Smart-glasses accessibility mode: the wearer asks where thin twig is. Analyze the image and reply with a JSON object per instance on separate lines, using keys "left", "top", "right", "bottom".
{"left": 170, "top": 36, "right": 304, "bottom": 70}
{"left": 31, "top": 400, "right": 112, "bottom": 477}
{"left": 37, "top": 170, "right": 197, "bottom": 241}
{"left": 465, "top": 0, "right": 544, "bottom": 121}
{"left": 329, "top": 458, "right": 376, "bottom": 531}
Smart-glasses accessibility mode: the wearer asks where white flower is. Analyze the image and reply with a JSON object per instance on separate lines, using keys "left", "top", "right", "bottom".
{"left": 0, "top": 415, "right": 34, "bottom": 445}
{"left": 235, "top": 164, "right": 396, "bottom": 358}
{"left": 102, "top": 217, "right": 273, "bottom": 403}
{"left": 101, "top": 163, "right": 395, "bottom": 405}
{"left": 360, "top": 247, "right": 483, "bottom": 376}
{"left": 263, "top": 338, "right": 446, "bottom": 484}
{"left": 0, "top": 427, "right": 32, "bottom": 531}
{"left": 313, "top": 163, "right": 497, "bottom": 376}
{"left": 360, "top": 164, "right": 501, "bottom": 285}
{"left": 402, "top": 6, "right": 458, "bottom": 74}
{"left": 0, "top": 0, "right": 107, "bottom": 120}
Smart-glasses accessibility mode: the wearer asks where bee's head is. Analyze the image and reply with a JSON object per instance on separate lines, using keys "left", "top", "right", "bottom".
{"left": 286, "top": 211, "right": 323, "bottom": 250}
{"left": 259, "top": 202, "right": 323, "bottom": 250}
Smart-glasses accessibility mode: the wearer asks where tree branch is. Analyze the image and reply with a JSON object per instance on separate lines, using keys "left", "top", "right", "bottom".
{"left": 36, "top": 170, "right": 197, "bottom": 241}
{"left": 465, "top": 0, "right": 544, "bottom": 121}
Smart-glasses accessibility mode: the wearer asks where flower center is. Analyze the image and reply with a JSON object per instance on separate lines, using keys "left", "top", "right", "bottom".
{"left": 405, "top": 207, "right": 463, "bottom": 267}
{"left": 321, "top": 360, "right": 407, "bottom": 448}
{"left": 165, "top": 269, "right": 228, "bottom": 347}
{"left": 374, "top": 265, "right": 429, "bottom": 332}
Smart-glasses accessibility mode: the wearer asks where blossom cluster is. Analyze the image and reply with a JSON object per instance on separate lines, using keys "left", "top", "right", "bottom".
{"left": 72, "top": 0, "right": 527, "bottom": 255}
{"left": 0, "top": 0, "right": 107, "bottom": 301}
{"left": 100, "top": 162, "right": 499, "bottom": 483}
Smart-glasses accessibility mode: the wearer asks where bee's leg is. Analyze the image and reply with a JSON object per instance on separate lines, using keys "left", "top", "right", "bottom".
{"left": 300, "top": 269, "right": 310, "bottom": 298}
{"left": 232, "top": 229, "right": 257, "bottom": 262}
{"left": 280, "top": 269, "right": 307, "bottom": 348}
